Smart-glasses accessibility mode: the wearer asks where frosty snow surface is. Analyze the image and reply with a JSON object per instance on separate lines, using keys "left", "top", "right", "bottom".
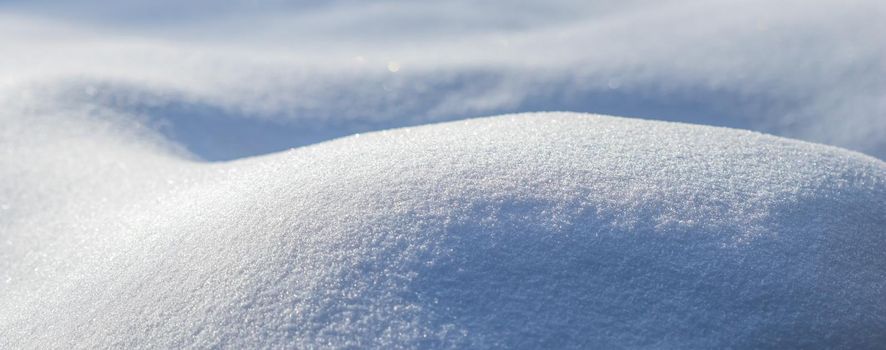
{"left": 1, "top": 112, "right": 884, "bottom": 348}
{"left": 1, "top": 0, "right": 885, "bottom": 348}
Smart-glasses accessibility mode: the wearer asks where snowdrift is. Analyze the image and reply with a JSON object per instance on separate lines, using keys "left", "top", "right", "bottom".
{"left": 2, "top": 0, "right": 886, "bottom": 159}
{"left": 1, "top": 112, "right": 884, "bottom": 348}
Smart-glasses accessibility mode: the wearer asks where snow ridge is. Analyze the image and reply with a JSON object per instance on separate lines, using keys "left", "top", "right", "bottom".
{"left": 1, "top": 113, "right": 883, "bottom": 348}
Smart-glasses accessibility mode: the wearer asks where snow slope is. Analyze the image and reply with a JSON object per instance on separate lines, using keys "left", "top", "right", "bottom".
{"left": 1, "top": 112, "right": 884, "bottom": 348}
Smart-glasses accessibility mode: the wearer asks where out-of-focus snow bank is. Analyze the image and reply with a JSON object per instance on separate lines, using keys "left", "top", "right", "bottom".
{"left": 1, "top": 113, "right": 883, "bottom": 348}
{"left": 0, "top": 0, "right": 885, "bottom": 159}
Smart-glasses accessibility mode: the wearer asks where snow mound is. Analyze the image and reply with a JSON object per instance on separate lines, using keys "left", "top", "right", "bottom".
{"left": 1, "top": 113, "right": 884, "bottom": 348}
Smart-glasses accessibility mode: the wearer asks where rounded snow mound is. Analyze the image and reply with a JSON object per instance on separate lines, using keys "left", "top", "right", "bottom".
{"left": 1, "top": 113, "right": 884, "bottom": 348}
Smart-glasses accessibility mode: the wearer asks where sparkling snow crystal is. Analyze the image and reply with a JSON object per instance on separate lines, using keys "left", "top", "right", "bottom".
{"left": 1, "top": 112, "right": 883, "bottom": 348}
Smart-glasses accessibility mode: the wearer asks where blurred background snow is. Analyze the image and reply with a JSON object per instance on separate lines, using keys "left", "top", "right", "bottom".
{"left": 1, "top": 0, "right": 884, "bottom": 160}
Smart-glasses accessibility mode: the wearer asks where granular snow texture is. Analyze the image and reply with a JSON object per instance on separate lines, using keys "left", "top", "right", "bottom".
{"left": 0, "top": 112, "right": 884, "bottom": 348}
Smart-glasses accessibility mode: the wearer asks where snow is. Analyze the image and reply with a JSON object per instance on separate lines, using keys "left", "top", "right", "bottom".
{"left": 0, "top": 0, "right": 885, "bottom": 160}
{"left": 1, "top": 112, "right": 884, "bottom": 348}
{"left": 1, "top": 0, "right": 886, "bottom": 347}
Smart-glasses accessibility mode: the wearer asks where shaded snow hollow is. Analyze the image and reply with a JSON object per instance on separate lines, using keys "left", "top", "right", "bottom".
{"left": 1, "top": 113, "right": 885, "bottom": 348}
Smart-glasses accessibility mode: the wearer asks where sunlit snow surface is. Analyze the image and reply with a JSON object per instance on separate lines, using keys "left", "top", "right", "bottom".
{"left": 1, "top": 0, "right": 886, "bottom": 348}
{"left": 1, "top": 112, "right": 885, "bottom": 348}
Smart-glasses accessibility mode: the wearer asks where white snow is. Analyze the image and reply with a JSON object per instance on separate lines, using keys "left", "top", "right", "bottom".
{"left": 1, "top": 0, "right": 885, "bottom": 347}
{"left": 1, "top": 112, "right": 884, "bottom": 348}
{"left": 0, "top": 0, "right": 885, "bottom": 159}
